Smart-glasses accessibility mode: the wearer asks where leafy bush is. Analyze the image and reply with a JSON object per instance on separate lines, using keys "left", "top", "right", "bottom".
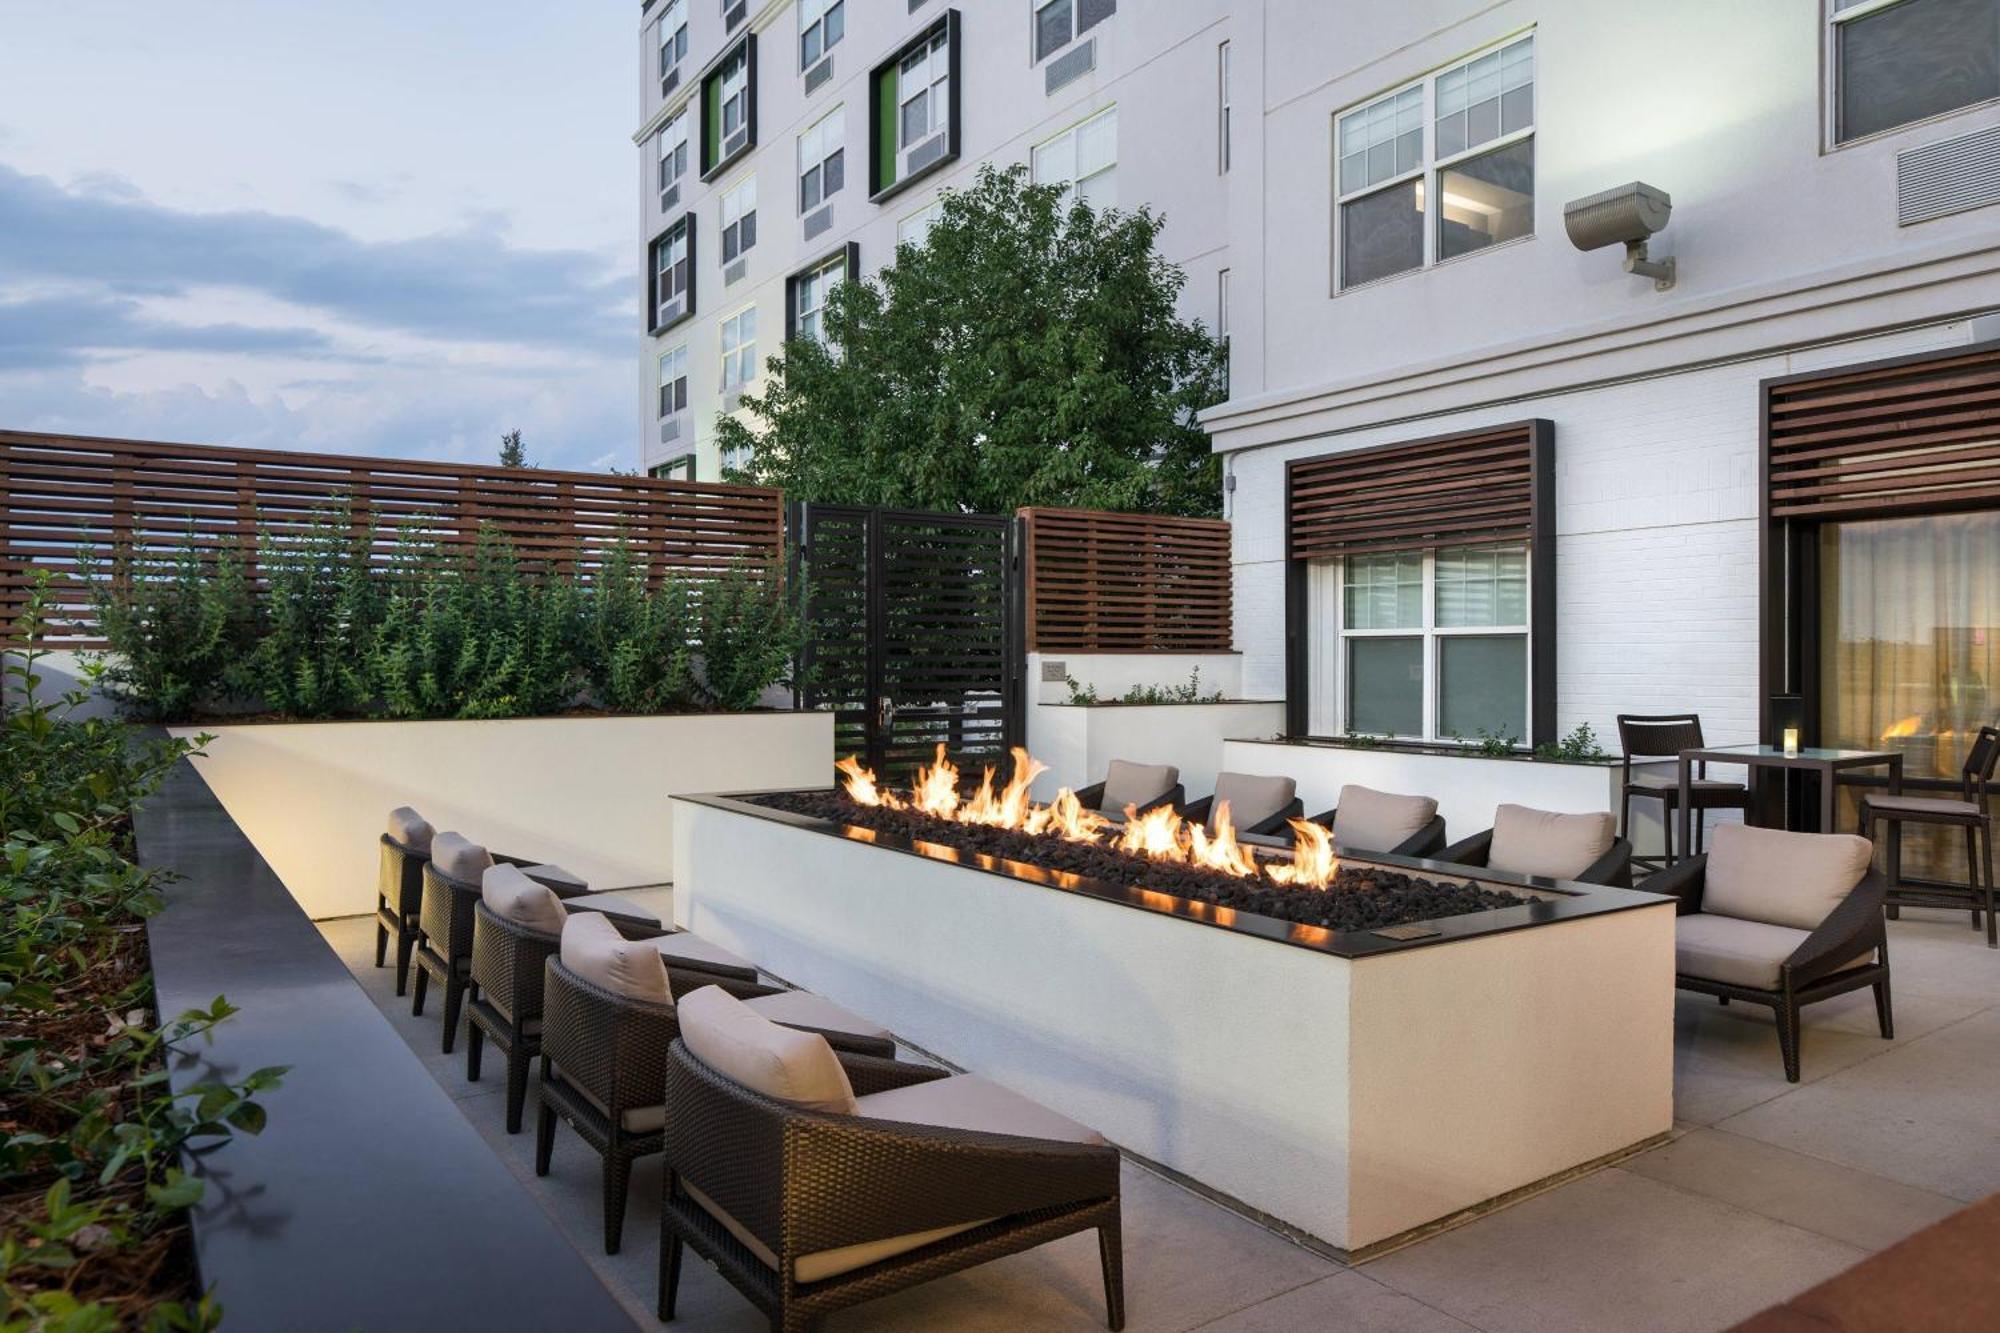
{"left": 241, "top": 515, "right": 377, "bottom": 719}
{"left": 1534, "top": 722, "right": 1608, "bottom": 762}
{"left": 80, "top": 538, "right": 255, "bottom": 723}
{"left": 1064, "top": 667, "right": 1225, "bottom": 706}
{"left": 578, "top": 541, "right": 695, "bottom": 714}
{"left": 3, "top": 577, "right": 284, "bottom": 1328}
{"left": 689, "top": 569, "right": 800, "bottom": 712}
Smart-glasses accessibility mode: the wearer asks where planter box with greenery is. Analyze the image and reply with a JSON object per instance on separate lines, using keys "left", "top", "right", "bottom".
{"left": 1026, "top": 668, "right": 1284, "bottom": 802}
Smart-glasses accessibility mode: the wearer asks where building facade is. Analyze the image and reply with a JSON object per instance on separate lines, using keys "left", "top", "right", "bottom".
{"left": 633, "top": 0, "right": 1235, "bottom": 481}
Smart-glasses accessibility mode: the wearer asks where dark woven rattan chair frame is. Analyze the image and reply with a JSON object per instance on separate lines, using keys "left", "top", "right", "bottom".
{"left": 657, "top": 1040, "right": 1124, "bottom": 1332}
{"left": 375, "top": 834, "right": 428, "bottom": 996}
{"left": 1436, "top": 828, "right": 1635, "bottom": 887}
{"left": 412, "top": 860, "right": 483, "bottom": 1053}
{"left": 1302, "top": 809, "right": 1449, "bottom": 858}
{"left": 1642, "top": 856, "right": 1893, "bottom": 1082}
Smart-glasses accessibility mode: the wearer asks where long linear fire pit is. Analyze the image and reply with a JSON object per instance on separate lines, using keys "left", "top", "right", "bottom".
{"left": 672, "top": 752, "right": 1675, "bottom": 1258}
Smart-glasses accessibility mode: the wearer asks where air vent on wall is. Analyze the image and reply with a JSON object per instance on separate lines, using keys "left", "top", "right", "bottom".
{"left": 659, "top": 415, "right": 683, "bottom": 444}
{"left": 804, "top": 56, "right": 833, "bottom": 95}
{"left": 722, "top": 391, "right": 742, "bottom": 414}
{"left": 661, "top": 67, "right": 680, "bottom": 98}
{"left": 724, "top": 259, "right": 747, "bottom": 286}
{"left": 1046, "top": 40, "right": 1095, "bottom": 95}
{"left": 903, "top": 132, "right": 947, "bottom": 177}
{"left": 660, "top": 182, "right": 680, "bottom": 213}
{"left": 1899, "top": 123, "right": 2000, "bottom": 227}
{"left": 658, "top": 296, "right": 686, "bottom": 327}
{"left": 722, "top": 128, "right": 749, "bottom": 162}
{"left": 723, "top": 0, "right": 746, "bottom": 31}
{"left": 803, "top": 205, "right": 833, "bottom": 241}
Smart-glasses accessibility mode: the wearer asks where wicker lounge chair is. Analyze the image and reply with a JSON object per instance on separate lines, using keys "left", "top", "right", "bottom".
{"left": 659, "top": 986, "right": 1124, "bottom": 1332}
{"left": 1178, "top": 771, "right": 1302, "bottom": 837}
{"left": 1073, "top": 759, "right": 1184, "bottom": 816}
{"left": 536, "top": 915, "right": 898, "bottom": 1253}
{"left": 1438, "top": 804, "right": 1633, "bottom": 886}
{"left": 1642, "top": 822, "right": 1891, "bottom": 1081}
{"left": 1303, "top": 784, "right": 1447, "bottom": 857}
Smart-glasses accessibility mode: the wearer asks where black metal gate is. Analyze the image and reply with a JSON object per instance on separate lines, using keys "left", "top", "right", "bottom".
{"left": 792, "top": 503, "right": 1024, "bottom": 775}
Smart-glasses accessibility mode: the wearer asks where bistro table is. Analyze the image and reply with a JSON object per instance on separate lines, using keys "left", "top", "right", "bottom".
{"left": 1677, "top": 744, "right": 1903, "bottom": 857}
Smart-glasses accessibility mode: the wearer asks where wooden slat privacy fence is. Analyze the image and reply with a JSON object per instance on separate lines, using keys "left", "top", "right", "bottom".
{"left": 1020, "top": 506, "right": 1232, "bottom": 652}
{"left": 1287, "top": 421, "right": 1542, "bottom": 559}
{"left": 1767, "top": 342, "right": 2000, "bottom": 521}
{"left": 1, "top": 429, "right": 784, "bottom": 647}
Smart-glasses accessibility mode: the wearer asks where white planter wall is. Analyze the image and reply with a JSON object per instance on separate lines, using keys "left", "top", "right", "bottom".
{"left": 1028, "top": 701, "right": 1285, "bottom": 802}
{"left": 171, "top": 713, "right": 832, "bottom": 919}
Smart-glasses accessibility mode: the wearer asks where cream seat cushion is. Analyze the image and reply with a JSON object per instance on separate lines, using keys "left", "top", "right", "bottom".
{"left": 677, "top": 986, "right": 856, "bottom": 1115}
{"left": 1100, "top": 760, "right": 1178, "bottom": 814}
{"left": 386, "top": 806, "right": 434, "bottom": 853}
{"left": 564, "top": 892, "right": 663, "bottom": 929}
{"left": 1863, "top": 794, "right": 1982, "bottom": 818}
{"left": 653, "top": 931, "right": 757, "bottom": 978}
{"left": 1487, "top": 804, "right": 1616, "bottom": 880}
{"left": 1331, "top": 785, "right": 1439, "bottom": 853}
{"left": 683, "top": 1181, "right": 985, "bottom": 1285}
{"left": 559, "top": 1071, "right": 663, "bottom": 1133}
{"left": 1676, "top": 912, "right": 1875, "bottom": 990}
{"left": 1703, "top": 823, "right": 1873, "bottom": 931}
{"left": 560, "top": 910, "right": 671, "bottom": 1004}
{"left": 1210, "top": 771, "right": 1296, "bottom": 831}
{"left": 741, "top": 990, "right": 893, "bottom": 1044}
{"left": 481, "top": 864, "right": 567, "bottom": 936}
{"left": 430, "top": 831, "right": 493, "bottom": 884}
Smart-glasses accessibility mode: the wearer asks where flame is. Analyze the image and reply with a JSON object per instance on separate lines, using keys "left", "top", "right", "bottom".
{"left": 1881, "top": 715, "right": 1922, "bottom": 741}
{"left": 834, "top": 748, "right": 1343, "bottom": 890}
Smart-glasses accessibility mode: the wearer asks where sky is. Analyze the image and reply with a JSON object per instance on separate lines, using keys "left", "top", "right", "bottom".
{"left": 0, "top": 1, "right": 640, "bottom": 471}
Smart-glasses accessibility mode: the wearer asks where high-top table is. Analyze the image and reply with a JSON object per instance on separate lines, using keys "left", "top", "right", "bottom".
{"left": 1677, "top": 743, "right": 1903, "bottom": 856}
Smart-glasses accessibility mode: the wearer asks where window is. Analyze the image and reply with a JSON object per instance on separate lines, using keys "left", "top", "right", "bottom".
{"left": 801, "top": 0, "right": 844, "bottom": 69}
{"left": 1032, "top": 105, "right": 1117, "bottom": 209}
{"left": 657, "top": 343, "right": 689, "bottom": 418}
{"left": 657, "top": 109, "right": 690, "bottom": 211}
{"left": 720, "top": 176, "right": 757, "bottom": 263}
{"left": 648, "top": 215, "right": 695, "bottom": 332}
{"left": 1335, "top": 33, "right": 1534, "bottom": 290}
{"left": 701, "top": 36, "right": 757, "bottom": 178}
{"left": 721, "top": 305, "right": 758, "bottom": 392}
{"left": 788, "top": 246, "right": 854, "bottom": 344}
{"left": 897, "top": 199, "right": 942, "bottom": 247}
{"left": 1328, "top": 544, "right": 1530, "bottom": 742}
{"left": 1218, "top": 40, "right": 1232, "bottom": 174}
{"left": 650, "top": 453, "right": 695, "bottom": 481}
{"left": 1829, "top": 0, "right": 2000, "bottom": 143}
{"left": 1034, "top": 0, "right": 1115, "bottom": 63}
{"left": 657, "top": 0, "right": 689, "bottom": 96}
{"left": 870, "top": 13, "right": 959, "bottom": 199}
{"left": 798, "top": 107, "right": 845, "bottom": 212}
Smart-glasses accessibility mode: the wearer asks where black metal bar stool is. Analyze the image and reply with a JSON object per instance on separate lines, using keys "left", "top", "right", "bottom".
{"left": 1859, "top": 725, "right": 1998, "bottom": 949}
{"left": 1618, "top": 713, "right": 1751, "bottom": 869}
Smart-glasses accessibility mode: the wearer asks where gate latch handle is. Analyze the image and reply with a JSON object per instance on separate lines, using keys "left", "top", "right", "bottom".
{"left": 876, "top": 696, "right": 897, "bottom": 730}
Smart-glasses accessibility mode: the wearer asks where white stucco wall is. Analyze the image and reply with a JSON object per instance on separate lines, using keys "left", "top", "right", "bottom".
{"left": 1028, "top": 699, "right": 1286, "bottom": 802}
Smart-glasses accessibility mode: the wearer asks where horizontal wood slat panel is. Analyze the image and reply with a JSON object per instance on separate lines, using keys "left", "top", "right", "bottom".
{"left": 1287, "top": 422, "right": 1537, "bottom": 559}
{"left": 1, "top": 429, "right": 783, "bottom": 647}
{"left": 1767, "top": 344, "right": 2000, "bottom": 521}
{"left": 1020, "top": 507, "right": 1232, "bottom": 652}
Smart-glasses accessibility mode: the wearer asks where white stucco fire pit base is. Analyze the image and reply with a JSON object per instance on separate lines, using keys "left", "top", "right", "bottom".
{"left": 672, "top": 793, "right": 1675, "bottom": 1257}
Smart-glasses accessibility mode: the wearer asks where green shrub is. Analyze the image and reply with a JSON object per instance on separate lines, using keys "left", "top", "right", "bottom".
{"left": 80, "top": 537, "right": 256, "bottom": 722}
{"left": 242, "top": 512, "right": 377, "bottom": 718}
{"left": 690, "top": 563, "right": 799, "bottom": 712}
{"left": 578, "top": 540, "right": 695, "bottom": 714}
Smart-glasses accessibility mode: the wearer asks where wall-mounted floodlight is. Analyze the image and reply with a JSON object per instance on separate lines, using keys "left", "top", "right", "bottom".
{"left": 1563, "top": 181, "right": 1676, "bottom": 291}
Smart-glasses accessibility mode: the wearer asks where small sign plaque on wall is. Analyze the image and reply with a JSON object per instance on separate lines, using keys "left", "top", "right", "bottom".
{"left": 1040, "top": 660, "right": 1067, "bottom": 682}
{"left": 1371, "top": 923, "right": 1442, "bottom": 942}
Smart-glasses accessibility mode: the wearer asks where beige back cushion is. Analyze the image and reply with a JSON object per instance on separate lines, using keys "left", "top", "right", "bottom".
{"left": 481, "top": 864, "right": 567, "bottom": 936}
{"left": 1211, "top": 771, "right": 1296, "bottom": 831}
{"left": 1703, "top": 822, "right": 1873, "bottom": 931}
{"left": 386, "top": 806, "right": 434, "bottom": 853}
{"left": 430, "top": 831, "right": 494, "bottom": 883}
{"left": 1487, "top": 804, "right": 1616, "bottom": 880}
{"left": 677, "top": 985, "right": 858, "bottom": 1115}
{"left": 1331, "top": 785, "right": 1438, "bottom": 853}
{"left": 1101, "top": 759, "right": 1178, "bottom": 814}
{"left": 560, "top": 910, "right": 672, "bottom": 1004}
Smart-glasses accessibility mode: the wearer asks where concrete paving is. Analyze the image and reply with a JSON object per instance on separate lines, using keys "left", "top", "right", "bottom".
{"left": 320, "top": 903, "right": 1997, "bottom": 1332}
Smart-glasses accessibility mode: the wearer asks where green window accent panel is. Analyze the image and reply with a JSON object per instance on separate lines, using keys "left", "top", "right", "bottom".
{"left": 704, "top": 73, "right": 723, "bottom": 171}
{"left": 874, "top": 62, "right": 899, "bottom": 194}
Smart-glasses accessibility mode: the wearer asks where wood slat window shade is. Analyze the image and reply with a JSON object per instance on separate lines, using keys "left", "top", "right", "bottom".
{"left": 1287, "top": 422, "right": 1540, "bottom": 559}
{"left": 1021, "top": 507, "right": 1232, "bottom": 652}
{"left": 1, "top": 430, "right": 784, "bottom": 647}
{"left": 1767, "top": 343, "right": 2000, "bottom": 521}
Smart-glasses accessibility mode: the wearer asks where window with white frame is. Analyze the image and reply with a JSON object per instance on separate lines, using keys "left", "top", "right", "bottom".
{"left": 658, "top": 0, "right": 689, "bottom": 96}
{"left": 791, "top": 251, "right": 845, "bottom": 344}
{"left": 721, "top": 305, "right": 758, "bottom": 392}
{"left": 897, "top": 199, "right": 942, "bottom": 248}
{"left": 870, "top": 15, "right": 958, "bottom": 198}
{"left": 801, "top": 0, "right": 844, "bottom": 69}
{"left": 1034, "top": 0, "right": 1115, "bottom": 64}
{"left": 898, "top": 29, "right": 950, "bottom": 156}
{"left": 798, "top": 108, "right": 845, "bottom": 212}
{"left": 650, "top": 453, "right": 695, "bottom": 480}
{"left": 720, "top": 176, "right": 757, "bottom": 263}
{"left": 1032, "top": 105, "right": 1117, "bottom": 209}
{"left": 1335, "top": 33, "right": 1534, "bottom": 290}
{"left": 649, "top": 218, "right": 692, "bottom": 331}
{"left": 657, "top": 343, "right": 689, "bottom": 419}
{"left": 1828, "top": 0, "right": 2000, "bottom": 144}
{"left": 1218, "top": 40, "right": 1232, "bottom": 174}
{"left": 657, "top": 109, "right": 690, "bottom": 211}
{"left": 1320, "top": 544, "right": 1529, "bottom": 742}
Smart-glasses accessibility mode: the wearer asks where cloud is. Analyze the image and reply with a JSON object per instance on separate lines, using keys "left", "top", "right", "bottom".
{"left": 0, "top": 164, "right": 630, "bottom": 353}
{"left": 0, "top": 292, "right": 341, "bottom": 370}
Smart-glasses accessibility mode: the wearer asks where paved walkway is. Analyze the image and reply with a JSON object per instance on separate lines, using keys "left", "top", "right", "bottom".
{"left": 321, "top": 904, "right": 1999, "bottom": 1332}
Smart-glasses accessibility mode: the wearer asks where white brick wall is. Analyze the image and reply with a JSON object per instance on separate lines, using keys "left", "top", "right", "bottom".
{"left": 1226, "top": 323, "right": 1974, "bottom": 747}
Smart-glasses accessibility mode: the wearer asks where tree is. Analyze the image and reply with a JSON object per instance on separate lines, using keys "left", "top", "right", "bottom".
{"left": 498, "top": 429, "right": 528, "bottom": 468}
{"left": 716, "top": 165, "right": 1226, "bottom": 517}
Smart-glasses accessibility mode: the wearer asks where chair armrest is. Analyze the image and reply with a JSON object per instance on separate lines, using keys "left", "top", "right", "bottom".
{"left": 1435, "top": 828, "right": 1495, "bottom": 868}
{"left": 1579, "top": 838, "right": 1634, "bottom": 888}
{"left": 492, "top": 851, "right": 539, "bottom": 869}
{"left": 1178, "top": 795, "right": 1215, "bottom": 826}
{"left": 1636, "top": 855, "right": 1707, "bottom": 913}
{"left": 835, "top": 1050, "right": 948, "bottom": 1097}
{"left": 1787, "top": 871, "right": 1888, "bottom": 986}
{"left": 666, "top": 970, "right": 777, "bottom": 1003}
{"left": 1395, "top": 814, "right": 1449, "bottom": 858}
{"left": 1073, "top": 781, "right": 1107, "bottom": 811}
{"left": 1306, "top": 807, "right": 1337, "bottom": 830}
{"left": 1245, "top": 798, "right": 1305, "bottom": 837}
{"left": 1144, "top": 783, "right": 1185, "bottom": 816}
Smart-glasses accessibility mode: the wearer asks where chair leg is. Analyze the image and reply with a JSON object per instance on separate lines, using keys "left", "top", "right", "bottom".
{"left": 466, "top": 1017, "right": 484, "bottom": 1082}
{"left": 374, "top": 916, "right": 388, "bottom": 969}
{"left": 535, "top": 1098, "right": 556, "bottom": 1176}
{"left": 1098, "top": 1211, "right": 1126, "bottom": 1332}
{"left": 410, "top": 957, "right": 429, "bottom": 1016}
{"left": 1662, "top": 800, "right": 1676, "bottom": 867}
{"left": 440, "top": 976, "right": 465, "bottom": 1055}
{"left": 506, "top": 1047, "right": 531, "bottom": 1134}
{"left": 659, "top": 1181, "right": 684, "bottom": 1321}
{"left": 1966, "top": 826, "right": 1982, "bottom": 929}
{"left": 604, "top": 1148, "right": 633, "bottom": 1254}
{"left": 1718, "top": 996, "right": 1729, "bottom": 1006}
{"left": 1778, "top": 997, "right": 1802, "bottom": 1083}
{"left": 1983, "top": 822, "right": 1997, "bottom": 950}
{"left": 394, "top": 925, "right": 416, "bottom": 996}
{"left": 1873, "top": 975, "right": 1894, "bottom": 1040}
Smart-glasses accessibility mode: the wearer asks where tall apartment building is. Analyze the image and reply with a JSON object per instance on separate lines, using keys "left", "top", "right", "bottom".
{"left": 633, "top": 0, "right": 1233, "bottom": 481}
